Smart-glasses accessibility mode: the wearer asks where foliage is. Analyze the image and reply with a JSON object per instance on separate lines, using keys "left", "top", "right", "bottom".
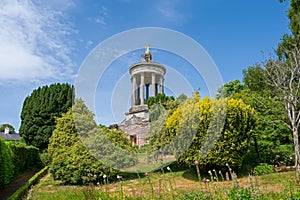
{"left": 7, "top": 166, "right": 48, "bottom": 200}
{"left": 279, "top": 0, "right": 300, "bottom": 36}
{"left": 48, "top": 99, "right": 137, "bottom": 185}
{"left": 0, "top": 124, "right": 15, "bottom": 133}
{"left": 0, "top": 138, "right": 14, "bottom": 189}
{"left": 150, "top": 93, "right": 257, "bottom": 170}
{"left": 242, "top": 65, "right": 268, "bottom": 94}
{"left": 0, "top": 138, "right": 41, "bottom": 189}
{"left": 39, "top": 151, "right": 51, "bottom": 166}
{"left": 146, "top": 94, "right": 182, "bottom": 155}
{"left": 216, "top": 79, "right": 245, "bottom": 98}
{"left": 99, "top": 126, "right": 136, "bottom": 153}
{"left": 232, "top": 90, "right": 291, "bottom": 158}
{"left": 261, "top": 144, "right": 295, "bottom": 167}
{"left": 263, "top": 38, "right": 300, "bottom": 179}
{"left": 9, "top": 143, "right": 41, "bottom": 175}
{"left": 48, "top": 99, "right": 112, "bottom": 185}
{"left": 19, "top": 83, "right": 74, "bottom": 150}
{"left": 253, "top": 164, "right": 274, "bottom": 176}
{"left": 147, "top": 93, "right": 175, "bottom": 109}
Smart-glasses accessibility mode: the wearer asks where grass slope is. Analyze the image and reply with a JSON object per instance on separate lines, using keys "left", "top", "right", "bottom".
{"left": 27, "top": 170, "right": 299, "bottom": 200}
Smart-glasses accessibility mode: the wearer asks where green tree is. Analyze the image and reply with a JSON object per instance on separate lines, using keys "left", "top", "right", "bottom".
{"left": 48, "top": 99, "right": 111, "bottom": 185}
{"left": 147, "top": 93, "right": 175, "bottom": 109}
{"left": 264, "top": 39, "right": 300, "bottom": 180}
{"left": 242, "top": 65, "right": 268, "bottom": 94}
{"left": 280, "top": 0, "right": 300, "bottom": 36}
{"left": 240, "top": 64, "right": 292, "bottom": 159}
{"left": 19, "top": 83, "right": 74, "bottom": 150}
{"left": 0, "top": 124, "right": 15, "bottom": 133}
{"left": 216, "top": 80, "right": 245, "bottom": 98}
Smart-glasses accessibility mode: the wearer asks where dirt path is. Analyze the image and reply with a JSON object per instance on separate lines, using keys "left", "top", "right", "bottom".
{"left": 0, "top": 170, "right": 39, "bottom": 200}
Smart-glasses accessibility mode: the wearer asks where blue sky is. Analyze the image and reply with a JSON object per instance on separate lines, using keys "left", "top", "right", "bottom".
{"left": 0, "top": 0, "right": 291, "bottom": 130}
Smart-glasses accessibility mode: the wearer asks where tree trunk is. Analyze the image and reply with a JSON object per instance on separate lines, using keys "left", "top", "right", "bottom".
{"left": 253, "top": 136, "right": 260, "bottom": 159}
{"left": 293, "top": 127, "right": 300, "bottom": 181}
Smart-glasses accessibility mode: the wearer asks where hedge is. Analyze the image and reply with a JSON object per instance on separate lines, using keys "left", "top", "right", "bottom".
{"left": 9, "top": 143, "right": 41, "bottom": 174}
{"left": 0, "top": 138, "right": 14, "bottom": 188}
{"left": 8, "top": 166, "right": 49, "bottom": 200}
{"left": 0, "top": 138, "right": 41, "bottom": 189}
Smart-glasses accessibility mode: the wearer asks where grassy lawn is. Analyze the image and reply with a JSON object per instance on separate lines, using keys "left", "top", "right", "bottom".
{"left": 27, "top": 170, "right": 299, "bottom": 200}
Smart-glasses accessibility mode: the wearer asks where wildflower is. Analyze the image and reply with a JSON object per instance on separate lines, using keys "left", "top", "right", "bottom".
{"left": 194, "top": 161, "right": 199, "bottom": 165}
{"left": 218, "top": 170, "right": 222, "bottom": 175}
{"left": 226, "top": 163, "right": 229, "bottom": 167}
{"left": 202, "top": 178, "right": 207, "bottom": 183}
{"left": 275, "top": 165, "right": 278, "bottom": 168}
{"left": 226, "top": 172, "right": 230, "bottom": 181}
{"left": 101, "top": 167, "right": 106, "bottom": 171}
{"left": 206, "top": 179, "right": 210, "bottom": 182}
{"left": 117, "top": 175, "right": 123, "bottom": 179}
{"left": 103, "top": 174, "right": 107, "bottom": 178}
{"left": 208, "top": 170, "right": 212, "bottom": 175}
{"left": 213, "top": 169, "right": 216, "bottom": 172}
{"left": 144, "top": 173, "right": 149, "bottom": 177}
{"left": 167, "top": 166, "right": 171, "bottom": 171}
{"left": 276, "top": 154, "right": 280, "bottom": 158}
{"left": 290, "top": 157, "right": 293, "bottom": 160}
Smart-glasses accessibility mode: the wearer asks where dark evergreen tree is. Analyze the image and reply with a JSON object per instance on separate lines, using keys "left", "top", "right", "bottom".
{"left": 19, "top": 83, "right": 74, "bottom": 150}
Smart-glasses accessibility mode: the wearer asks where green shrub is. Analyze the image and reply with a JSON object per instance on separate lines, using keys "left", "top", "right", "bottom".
{"left": 163, "top": 95, "right": 257, "bottom": 170}
{"left": 260, "top": 145, "right": 295, "bottom": 167}
{"left": 40, "top": 151, "right": 51, "bottom": 166}
{"left": 253, "top": 164, "right": 274, "bottom": 175}
{"left": 0, "top": 138, "right": 14, "bottom": 189}
{"left": 0, "top": 139, "right": 41, "bottom": 189}
{"left": 9, "top": 143, "right": 41, "bottom": 175}
{"left": 48, "top": 99, "right": 118, "bottom": 185}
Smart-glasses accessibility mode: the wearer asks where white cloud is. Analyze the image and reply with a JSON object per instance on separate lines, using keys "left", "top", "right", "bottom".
{"left": 87, "top": 6, "right": 107, "bottom": 25}
{"left": 85, "top": 40, "right": 94, "bottom": 49}
{"left": 0, "top": 0, "right": 75, "bottom": 84}
{"left": 156, "top": 0, "right": 186, "bottom": 23}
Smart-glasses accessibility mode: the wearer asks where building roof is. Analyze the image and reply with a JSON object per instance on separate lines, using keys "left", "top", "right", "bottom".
{"left": 0, "top": 132, "right": 21, "bottom": 140}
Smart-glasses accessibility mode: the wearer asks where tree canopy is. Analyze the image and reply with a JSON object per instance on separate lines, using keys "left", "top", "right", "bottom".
{"left": 19, "top": 83, "right": 74, "bottom": 150}
{"left": 0, "top": 124, "right": 15, "bottom": 133}
{"left": 216, "top": 80, "right": 245, "bottom": 98}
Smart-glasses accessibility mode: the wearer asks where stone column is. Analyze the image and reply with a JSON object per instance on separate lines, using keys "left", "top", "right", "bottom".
{"left": 152, "top": 73, "right": 156, "bottom": 96}
{"left": 137, "top": 86, "right": 140, "bottom": 105}
{"left": 145, "top": 84, "right": 149, "bottom": 101}
{"left": 140, "top": 73, "right": 144, "bottom": 105}
{"left": 159, "top": 76, "right": 163, "bottom": 94}
{"left": 131, "top": 75, "right": 136, "bottom": 107}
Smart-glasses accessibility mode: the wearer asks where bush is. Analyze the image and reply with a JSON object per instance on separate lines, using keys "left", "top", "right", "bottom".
{"left": 50, "top": 145, "right": 110, "bottom": 185}
{"left": 0, "top": 138, "right": 41, "bottom": 189}
{"left": 162, "top": 94, "right": 257, "bottom": 170}
{"left": 260, "top": 145, "right": 295, "bottom": 167}
{"left": 9, "top": 143, "right": 41, "bottom": 175}
{"left": 0, "top": 138, "right": 14, "bottom": 189}
{"left": 40, "top": 151, "right": 51, "bottom": 166}
{"left": 253, "top": 164, "right": 274, "bottom": 175}
{"left": 48, "top": 99, "right": 118, "bottom": 185}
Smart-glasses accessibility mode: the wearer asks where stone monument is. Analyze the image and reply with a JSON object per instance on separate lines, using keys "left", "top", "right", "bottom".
{"left": 118, "top": 45, "right": 166, "bottom": 146}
